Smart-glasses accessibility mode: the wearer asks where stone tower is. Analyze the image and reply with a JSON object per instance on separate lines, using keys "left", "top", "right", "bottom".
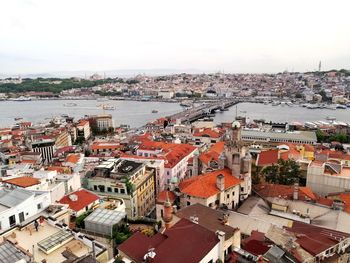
{"left": 163, "top": 193, "right": 173, "bottom": 229}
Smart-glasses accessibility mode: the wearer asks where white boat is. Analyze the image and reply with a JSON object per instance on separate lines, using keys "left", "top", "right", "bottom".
{"left": 103, "top": 105, "right": 116, "bottom": 110}
{"left": 336, "top": 104, "right": 347, "bottom": 109}
{"left": 11, "top": 96, "right": 31, "bottom": 101}
{"left": 326, "top": 116, "right": 336, "bottom": 121}
{"left": 63, "top": 102, "right": 77, "bottom": 107}
{"left": 324, "top": 104, "right": 337, "bottom": 110}
{"left": 272, "top": 101, "right": 280, "bottom": 106}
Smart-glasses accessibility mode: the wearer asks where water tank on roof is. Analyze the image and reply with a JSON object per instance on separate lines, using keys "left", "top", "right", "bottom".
{"left": 69, "top": 194, "right": 78, "bottom": 201}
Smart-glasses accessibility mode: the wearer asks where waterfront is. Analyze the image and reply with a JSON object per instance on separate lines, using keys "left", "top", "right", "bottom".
{"left": 0, "top": 100, "right": 349, "bottom": 128}
{"left": 214, "top": 102, "right": 350, "bottom": 124}
{"left": 0, "top": 100, "right": 183, "bottom": 128}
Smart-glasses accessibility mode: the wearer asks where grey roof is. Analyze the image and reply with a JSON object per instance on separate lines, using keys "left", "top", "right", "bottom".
{"left": 241, "top": 129, "right": 317, "bottom": 142}
{"left": 85, "top": 208, "right": 126, "bottom": 226}
{"left": 0, "top": 188, "right": 33, "bottom": 207}
{"left": 0, "top": 241, "right": 31, "bottom": 263}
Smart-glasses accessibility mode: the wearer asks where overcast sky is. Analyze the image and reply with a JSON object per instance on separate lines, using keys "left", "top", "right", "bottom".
{"left": 1, "top": 0, "right": 350, "bottom": 75}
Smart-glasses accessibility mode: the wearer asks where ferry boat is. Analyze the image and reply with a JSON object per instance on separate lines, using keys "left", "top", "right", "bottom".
{"left": 103, "top": 105, "right": 116, "bottom": 110}
{"left": 63, "top": 102, "right": 77, "bottom": 107}
{"left": 336, "top": 104, "right": 347, "bottom": 109}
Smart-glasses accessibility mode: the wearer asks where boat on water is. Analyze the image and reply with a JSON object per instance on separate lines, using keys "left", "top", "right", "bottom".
{"left": 63, "top": 102, "right": 77, "bottom": 107}
{"left": 103, "top": 105, "right": 116, "bottom": 110}
{"left": 11, "top": 96, "right": 31, "bottom": 102}
{"left": 271, "top": 101, "right": 280, "bottom": 106}
{"left": 326, "top": 116, "right": 336, "bottom": 121}
{"left": 324, "top": 104, "right": 337, "bottom": 110}
{"left": 347, "top": 103, "right": 350, "bottom": 108}
{"left": 151, "top": 110, "right": 158, "bottom": 113}
{"left": 180, "top": 100, "right": 193, "bottom": 107}
{"left": 263, "top": 101, "right": 269, "bottom": 105}
{"left": 61, "top": 114, "right": 69, "bottom": 118}
{"left": 14, "top": 117, "right": 23, "bottom": 121}
{"left": 97, "top": 98, "right": 109, "bottom": 102}
{"left": 336, "top": 104, "right": 347, "bottom": 109}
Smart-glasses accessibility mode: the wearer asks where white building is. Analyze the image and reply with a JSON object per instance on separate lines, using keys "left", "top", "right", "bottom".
{"left": 0, "top": 188, "right": 50, "bottom": 233}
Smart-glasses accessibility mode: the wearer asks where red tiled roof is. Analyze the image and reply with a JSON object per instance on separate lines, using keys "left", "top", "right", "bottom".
{"left": 256, "top": 149, "right": 279, "bottom": 166}
{"left": 193, "top": 128, "right": 222, "bottom": 138}
{"left": 199, "top": 141, "right": 224, "bottom": 165}
{"left": 91, "top": 142, "right": 120, "bottom": 150}
{"left": 4, "top": 176, "right": 40, "bottom": 188}
{"left": 286, "top": 221, "right": 350, "bottom": 256}
{"left": 138, "top": 139, "right": 196, "bottom": 168}
{"left": 253, "top": 184, "right": 317, "bottom": 201}
{"left": 65, "top": 154, "right": 81, "bottom": 164}
{"left": 58, "top": 189, "right": 99, "bottom": 212}
{"left": 77, "top": 120, "right": 89, "bottom": 126}
{"left": 156, "top": 191, "right": 176, "bottom": 204}
{"left": 179, "top": 168, "right": 241, "bottom": 198}
{"left": 118, "top": 218, "right": 219, "bottom": 263}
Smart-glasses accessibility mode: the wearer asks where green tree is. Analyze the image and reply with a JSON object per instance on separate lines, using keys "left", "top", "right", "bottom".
{"left": 261, "top": 159, "right": 301, "bottom": 185}
{"left": 113, "top": 224, "right": 132, "bottom": 245}
{"left": 316, "top": 129, "right": 326, "bottom": 143}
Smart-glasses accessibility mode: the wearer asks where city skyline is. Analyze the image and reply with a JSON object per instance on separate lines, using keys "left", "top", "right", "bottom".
{"left": 1, "top": 0, "right": 350, "bottom": 76}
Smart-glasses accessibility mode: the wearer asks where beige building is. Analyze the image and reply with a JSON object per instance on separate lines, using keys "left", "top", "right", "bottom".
{"left": 83, "top": 158, "right": 155, "bottom": 218}
{"left": 306, "top": 160, "right": 350, "bottom": 196}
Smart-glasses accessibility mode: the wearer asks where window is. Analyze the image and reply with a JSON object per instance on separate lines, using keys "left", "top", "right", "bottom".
{"left": 187, "top": 201, "right": 191, "bottom": 206}
{"left": 227, "top": 194, "right": 230, "bottom": 199}
{"left": 114, "top": 188, "right": 119, "bottom": 193}
{"left": 120, "top": 188, "right": 125, "bottom": 194}
{"left": 241, "top": 187, "right": 244, "bottom": 192}
{"left": 9, "top": 215, "right": 16, "bottom": 227}
{"left": 37, "top": 203, "right": 42, "bottom": 210}
{"left": 107, "top": 187, "right": 112, "bottom": 192}
{"left": 93, "top": 185, "right": 98, "bottom": 191}
{"left": 232, "top": 192, "right": 235, "bottom": 196}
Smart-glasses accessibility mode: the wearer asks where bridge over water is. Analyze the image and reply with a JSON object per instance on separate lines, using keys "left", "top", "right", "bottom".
{"left": 169, "top": 99, "right": 243, "bottom": 123}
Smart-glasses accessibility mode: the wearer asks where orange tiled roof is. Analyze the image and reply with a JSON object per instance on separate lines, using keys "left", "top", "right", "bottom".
{"left": 199, "top": 141, "right": 224, "bottom": 165}
{"left": 157, "top": 190, "right": 176, "bottom": 204}
{"left": 65, "top": 154, "right": 81, "bottom": 164}
{"left": 253, "top": 183, "right": 317, "bottom": 201}
{"left": 4, "top": 176, "right": 40, "bottom": 188}
{"left": 179, "top": 168, "right": 241, "bottom": 198}
{"left": 193, "top": 128, "right": 222, "bottom": 139}
{"left": 77, "top": 120, "right": 89, "bottom": 127}
{"left": 256, "top": 149, "right": 279, "bottom": 166}
{"left": 91, "top": 142, "right": 120, "bottom": 150}
{"left": 138, "top": 139, "right": 196, "bottom": 168}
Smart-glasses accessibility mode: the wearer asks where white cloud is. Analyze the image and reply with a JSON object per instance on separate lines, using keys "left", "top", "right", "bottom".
{"left": 0, "top": 0, "right": 350, "bottom": 74}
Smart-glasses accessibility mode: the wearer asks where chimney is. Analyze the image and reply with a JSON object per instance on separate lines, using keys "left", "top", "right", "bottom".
{"left": 216, "top": 230, "right": 225, "bottom": 262}
{"left": 216, "top": 174, "right": 225, "bottom": 191}
{"left": 293, "top": 182, "right": 299, "bottom": 200}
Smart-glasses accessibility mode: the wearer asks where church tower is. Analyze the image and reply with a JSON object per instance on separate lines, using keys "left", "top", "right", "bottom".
{"left": 223, "top": 121, "right": 252, "bottom": 201}
{"left": 163, "top": 193, "right": 173, "bottom": 229}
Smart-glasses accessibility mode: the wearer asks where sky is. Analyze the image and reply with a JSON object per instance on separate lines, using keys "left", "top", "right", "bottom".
{"left": 1, "top": 0, "right": 350, "bottom": 76}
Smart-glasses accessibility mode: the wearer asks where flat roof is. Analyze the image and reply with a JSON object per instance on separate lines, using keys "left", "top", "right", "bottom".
{"left": 5, "top": 223, "right": 90, "bottom": 263}
{"left": 242, "top": 129, "right": 317, "bottom": 142}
